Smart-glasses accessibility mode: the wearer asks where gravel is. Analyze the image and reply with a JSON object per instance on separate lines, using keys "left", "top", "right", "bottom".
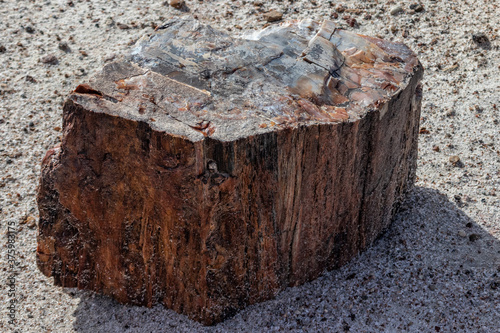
{"left": 263, "top": 10, "right": 283, "bottom": 22}
{"left": 390, "top": 6, "right": 404, "bottom": 16}
{"left": 1, "top": 0, "right": 499, "bottom": 332}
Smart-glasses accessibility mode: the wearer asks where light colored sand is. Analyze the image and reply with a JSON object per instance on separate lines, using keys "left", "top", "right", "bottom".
{"left": 1, "top": 0, "right": 499, "bottom": 332}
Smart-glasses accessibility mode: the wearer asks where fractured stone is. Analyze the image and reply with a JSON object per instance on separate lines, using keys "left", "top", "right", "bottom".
{"left": 37, "top": 17, "right": 423, "bottom": 325}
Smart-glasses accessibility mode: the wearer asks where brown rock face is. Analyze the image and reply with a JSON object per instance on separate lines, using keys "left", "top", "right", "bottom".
{"left": 37, "top": 18, "right": 423, "bottom": 325}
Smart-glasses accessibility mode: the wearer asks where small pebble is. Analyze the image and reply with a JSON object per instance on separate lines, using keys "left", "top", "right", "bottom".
{"left": 25, "top": 75, "right": 37, "bottom": 83}
{"left": 345, "top": 17, "right": 358, "bottom": 28}
{"left": 419, "top": 127, "right": 430, "bottom": 134}
{"left": 117, "top": 23, "right": 130, "bottom": 30}
{"left": 169, "top": 0, "right": 185, "bottom": 9}
{"left": 458, "top": 230, "right": 467, "bottom": 238}
{"left": 410, "top": 4, "right": 424, "bottom": 12}
{"left": 469, "top": 234, "right": 480, "bottom": 242}
{"left": 0, "top": 45, "right": 6, "bottom": 53}
{"left": 105, "top": 17, "right": 115, "bottom": 26}
{"left": 22, "top": 215, "right": 36, "bottom": 229}
{"left": 28, "top": 218, "right": 37, "bottom": 229}
{"left": 443, "top": 64, "right": 459, "bottom": 72}
{"left": 390, "top": 6, "right": 404, "bottom": 16}
{"left": 58, "top": 42, "right": 71, "bottom": 52}
{"left": 472, "top": 32, "right": 490, "bottom": 47}
{"left": 41, "top": 54, "right": 58, "bottom": 65}
{"left": 449, "top": 155, "right": 460, "bottom": 166}
{"left": 25, "top": 26, "right": 35, "bottom": 33}
{"left": 263, "top": 10, "right": 283, "bottom": 22}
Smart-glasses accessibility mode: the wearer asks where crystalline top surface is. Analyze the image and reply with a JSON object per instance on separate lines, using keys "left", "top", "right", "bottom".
{"left": 73, "top": 17, "right": 420, "bottom": 141}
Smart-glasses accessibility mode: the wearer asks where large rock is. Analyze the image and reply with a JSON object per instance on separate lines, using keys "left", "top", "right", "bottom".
{"left": 37, "top": 18, "right": 423, "bottom": 325}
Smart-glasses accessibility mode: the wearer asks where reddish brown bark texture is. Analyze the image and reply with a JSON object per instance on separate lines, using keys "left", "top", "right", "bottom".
{"left": 37, "top": 18, "right": 423, "bottom": 325}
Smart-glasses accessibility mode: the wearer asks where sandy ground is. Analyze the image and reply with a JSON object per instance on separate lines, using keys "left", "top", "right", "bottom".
{"left": 1, "top": 0, "right": 499, "bottom": 332}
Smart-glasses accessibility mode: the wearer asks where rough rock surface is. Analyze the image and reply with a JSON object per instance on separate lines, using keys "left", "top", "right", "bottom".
{"left": 36, "top": 18, "right": 423, "bottom": 325}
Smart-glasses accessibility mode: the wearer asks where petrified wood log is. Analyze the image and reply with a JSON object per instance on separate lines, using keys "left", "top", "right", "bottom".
{"left": 37, "top": 18, "right": 423, "bottom": 325}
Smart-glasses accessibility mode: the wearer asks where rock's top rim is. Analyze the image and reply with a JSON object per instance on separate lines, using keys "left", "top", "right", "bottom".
{"left": 69, "top": 17, "right": 421, "bottom": 142}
